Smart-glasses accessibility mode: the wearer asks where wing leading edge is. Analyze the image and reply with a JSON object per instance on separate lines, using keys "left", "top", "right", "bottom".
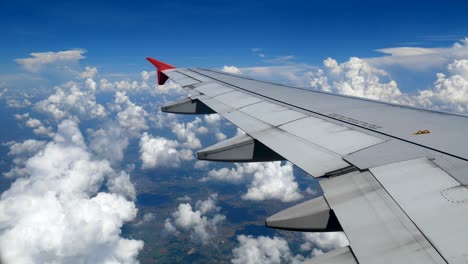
{"left": 148, "top": 57, "right": 468, "bottom": 264}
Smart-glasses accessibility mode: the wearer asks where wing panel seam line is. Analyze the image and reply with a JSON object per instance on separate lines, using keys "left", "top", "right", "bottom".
{"left": 366, "top": 168, "right": 449, "bottom": 263}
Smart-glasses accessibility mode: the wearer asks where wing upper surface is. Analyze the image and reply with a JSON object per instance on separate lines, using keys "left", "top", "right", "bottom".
{"left": 154, "top": 62, "right": 468, "bottom": 264}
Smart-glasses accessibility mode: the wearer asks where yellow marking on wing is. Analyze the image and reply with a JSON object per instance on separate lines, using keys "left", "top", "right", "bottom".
{"left": 413, "top": 129, "right": 431, "bottom": 135}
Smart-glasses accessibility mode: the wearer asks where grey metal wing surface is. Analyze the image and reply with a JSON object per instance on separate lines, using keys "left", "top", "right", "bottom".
{"left": 148, "top": 58, "right": 468, "bottom": 264}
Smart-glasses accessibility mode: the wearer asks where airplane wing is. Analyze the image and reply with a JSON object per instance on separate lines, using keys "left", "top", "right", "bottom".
{"left": 147, "top": 57, "right": 468, "bottom": 264}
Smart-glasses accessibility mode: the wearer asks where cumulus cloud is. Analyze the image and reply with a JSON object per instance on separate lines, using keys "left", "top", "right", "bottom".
{"left": 35, "top": 80, "right": 106, "bottom": 120}
{"left": 6, "top": 98, "right": 32, "bottom": 108}
{"left": 171, "top": 117, "right": 207, "bottom": 149}
{"left": 202, "top": 162, "right": 302, "bottom": 202}
{"left": 139, "top": 132, "right": 193, "bottom": 169}
{"left": 6, "top": 139, "right": 46, "bottom": 164}
{"left": 165, "top": 194, "right": 225, "bottom": 244}
{"left": 415, "top": 59, "right": 468, "bottom": 112}
{"left": 97, "top": 71, "right": 182, "bottom": 95}
{"left": 203, "top": 114, "right": 227, "bottom": 142}
{"left": 84, "top": 90, "right": 153, "bottom": 166}
{"left": 231, "top": 233, "right": 349, "bottom": 264}
{"left": 152, "top": 80, "right": 184, "bottom": 95}
{"left": 231, "top": 235, "right": 303, "bottom": 264}
{"left": 309, "top": 56, "right": 468, "bottom": 114}
{"left": 310, "top": 57, "right": 408, "bottom": 103}
{"left": 0, "top": 120, "right": 142, "bottom": 264}
{"left": 202, "top": 163, "right": 265, "bottom": 183}
{"left": 15, "top": 49, "right": 86, "bottom": 72}
{"left": 141, "top": 109, "right": 214, "bottom": 170}
{"left": 113, "top": 91, "right": 148, "bottom": 137}
{"left": 194, "top": 160, "right": 210, "bottom": 170}
{"left": 300, "top": 233, "right": 349, "bottom": 256}
{"left": 242, "top": 162, "right": 302, "bottom": 202}
{"left": 222, "top": 66, "right": 242, "bottom": 74}
{"left": 3, "top": 139, "right": 47, "bottom": 178}
{"left": 81, "top": 66, "right": 98, "bottom": 79}
{"left": 87, "top": 122, "right": 130, "bottom": 165}
{"left": 24, "top": 117, "right": 54, "bottom": 137}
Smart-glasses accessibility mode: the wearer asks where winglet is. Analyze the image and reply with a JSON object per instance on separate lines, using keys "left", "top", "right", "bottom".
{"left": 146, "top": 57, "right": 176, "bottom": 85}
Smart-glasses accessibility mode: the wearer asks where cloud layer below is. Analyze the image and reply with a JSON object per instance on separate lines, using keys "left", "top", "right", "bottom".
{"left": 0, "top": 120, "right": 142, "bottom": 264}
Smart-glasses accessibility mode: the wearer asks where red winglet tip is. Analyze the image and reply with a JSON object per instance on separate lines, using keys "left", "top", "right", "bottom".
{"left": 146, "top": 57, "right": 176, "bottom": 70}
{"left": 146, "top": 57, "right": 176, "bottom": 85}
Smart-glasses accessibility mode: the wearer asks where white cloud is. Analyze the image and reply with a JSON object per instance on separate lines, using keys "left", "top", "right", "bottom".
{"left": 35, "top": 80, "right": 106, "bottom": 121}
{"left": 88, "top": 122, "right": 129, "bottom": 165}
{"left": 415, "top": 59, "right": 468, "bottom": 112}
{"left": 367, "top": 38, "right": 468, "bottom": 71}
{"left": 203, "top": 114, "right": 227, "bottom": 142}
{"left": 140, "top": 71, "right": 150, "bottom": 81}
{"left": 194, "top": 160, "right": 210, "bottom": 170}
{"left": 311, "top": 57, "right": 408, "bottom": 103}
{"left": 242, "top": 162, "right": 303, "bottom": 202}
{"left": 222, "top": 66, "right": 242, "bottom": 74}
{"left": 4, "top": 139, "right": 47, "bottom": 178}
{"left": 231, "top": 235, "right": 303, "bottom": 264}
{"left": 204, "top": 114, "right": 221, "bottom": 124}
{"left": 25, "top": 117, "right": 54, "bottom": 137}
{"left": 97, "top": 71, "right": 182, "bottom": 95}
{"left": 114, "top": 91, "right": 148, "bottom": 137}
{"left": 7, "top": 139, "right": 46, "bottom": 164}
{"left": 231, "top": 233, "right": 349, "bottom": 264}
{"left": 133, "top": 212, "right": 156, "bottom": 226}
{"left": 202, "top": 163, "right": 258, "bottom": 183}
{"left": 310, "top": 56, "right": 468, "bottom": 114}
{"left": 232, "top": 65, "right": 317, "bottom": 87}
{"left": 15, "top": 49, "right": 86, "bottom": 72}
{"left": 0, "top": 120, "right": 142, "bottom": 264}
{"left": 177, "top": 195, "right": 192, "bottom": 202}
{"left": 300, "top": 233, "right": 349, "bottom": 256}
{"left": 165, "top": 194, "right": 225, "bottom": 244}
{"left": 228, "top": 38, "right": 468, "bottom": 115}
{"left": 376, "top": 46, "right": 442, "bottom": 57}
{"left": 202, "top": 162, "right": 302, "bottom": 202}
{"left": 81, "top": 66, "right": 98, "bottom": 79}
{"left": 99, "top": 78, "right": 115, "bottom": 92}
{"left": 106, "top": 171, "right": 137, "bottom": 200}
{"left": 139, "top": 132, "right": 193, "bottom": 169}
{"left": 264, "top": 55, "right": 295, "bottom": 65}
{"left": 152, "top": 80, "right": 183, "bottom": 95}
{"left": 6, "top": 98, "right": 32, "bottom": 108}
{"left": 164, "top": 219, "right": 179, "bottom": 234}
{"left": 149, "top": 108, "right": 178, "bottom": 129}
{"left": 215, "top": 132, "right": 227, "bottom": 142}
{"left": 0, "top": 88, "right": 7, "bottom": 98}
{"left": 305, "top": 187, "right": 319, "bottom": 196}
{"left": 171, "top": 117, "right": 205, "bottom": 149}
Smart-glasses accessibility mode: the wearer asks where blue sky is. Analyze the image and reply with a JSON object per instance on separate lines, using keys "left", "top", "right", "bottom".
{"left": 2, "top": 0, "right": 468, "bottom": 74}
